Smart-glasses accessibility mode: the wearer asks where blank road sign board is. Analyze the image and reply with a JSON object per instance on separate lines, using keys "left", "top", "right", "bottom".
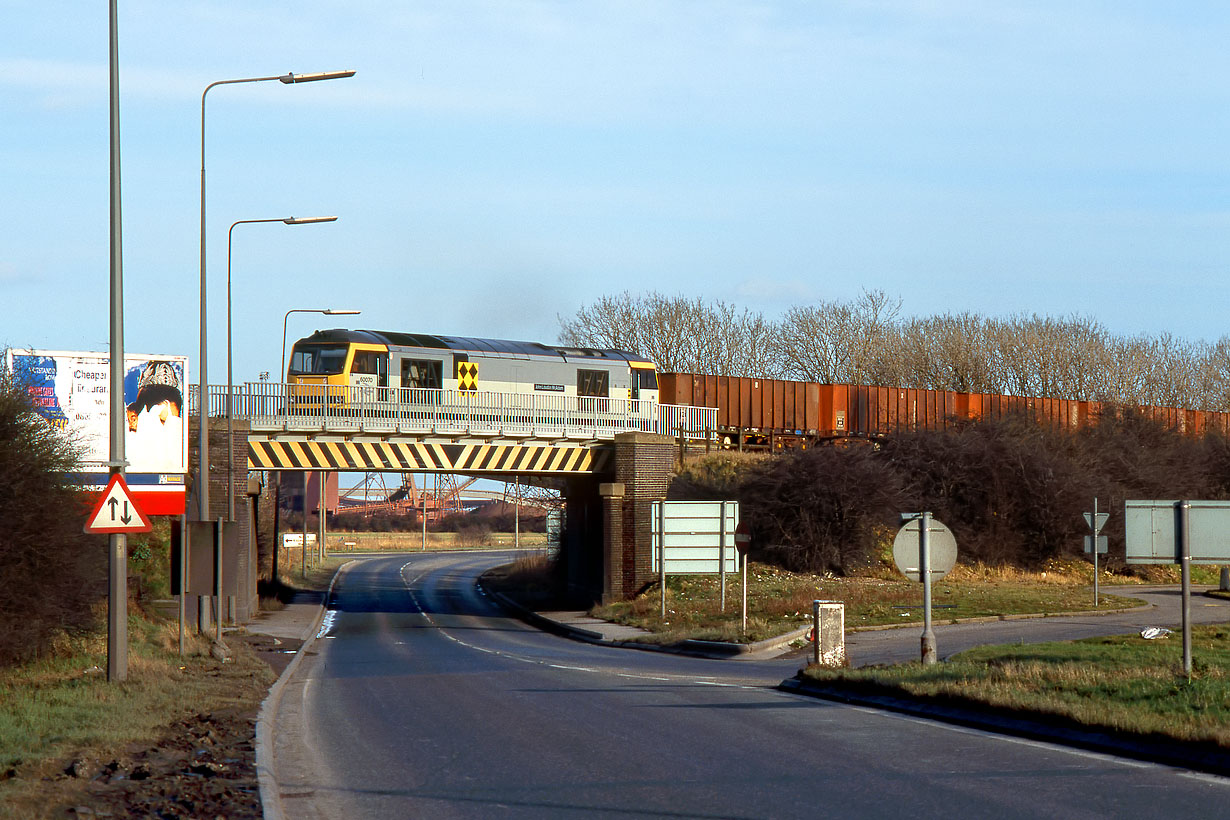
{"left": 1084, "top": 535, "right": 1108, "bottom": 554}
{"left": 651, "top": 500, "right": 739, "bottom": 574}
{"left": 1125, "top": 500, "right": 1230, "bottom": 565}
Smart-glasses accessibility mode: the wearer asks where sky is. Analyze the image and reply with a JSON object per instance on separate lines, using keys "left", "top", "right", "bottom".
{"left": 4, "top": 1, "right": 1230, "bottom": 387}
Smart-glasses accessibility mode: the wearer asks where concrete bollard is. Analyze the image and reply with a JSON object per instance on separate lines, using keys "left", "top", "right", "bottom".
{"left": 198, "top": 595, "right": 212, "bottom": 635}
{"left": 810, "top": 600, "right": 846, "bottom": 667}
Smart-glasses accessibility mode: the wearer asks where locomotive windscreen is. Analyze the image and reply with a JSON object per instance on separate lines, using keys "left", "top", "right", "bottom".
{"left": 290, "top": 345, "right": 349, "bottom": 375}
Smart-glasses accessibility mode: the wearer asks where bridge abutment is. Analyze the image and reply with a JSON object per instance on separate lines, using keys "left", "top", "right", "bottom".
{"left": 607, "top": 432, "right": 674, "bottom": 602}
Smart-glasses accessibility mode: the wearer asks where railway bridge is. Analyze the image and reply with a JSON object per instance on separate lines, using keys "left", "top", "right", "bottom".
{"left": 186, "top": 384, "right": 715, "bottom": 625}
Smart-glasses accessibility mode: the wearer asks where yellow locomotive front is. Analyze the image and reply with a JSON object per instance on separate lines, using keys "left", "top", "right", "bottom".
{"left": 286, "top": 330, "right": 388, "bottom": 413}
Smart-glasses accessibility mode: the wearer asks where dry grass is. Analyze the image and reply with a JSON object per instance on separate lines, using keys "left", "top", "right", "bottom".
{"left": 589, "top": 560, "right": 1142, "bottom": 643}
{"left": 0, "top": 617, "right": 273, "bottom": 806}
{"left": 322, "top": 531, "right": 547, "bottom": 552}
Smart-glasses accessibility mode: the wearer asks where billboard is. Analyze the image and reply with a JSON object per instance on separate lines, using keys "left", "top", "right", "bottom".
{"left": 7, "top": 349, "right": 189, "bottom": 515}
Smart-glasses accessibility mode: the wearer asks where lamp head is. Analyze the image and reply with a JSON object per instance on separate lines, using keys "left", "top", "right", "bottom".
{"left": 280, "top": 70, "right": 356, "bottom": 84}
{"left": 283, "top": 216, "right": 338, "bottom": 225}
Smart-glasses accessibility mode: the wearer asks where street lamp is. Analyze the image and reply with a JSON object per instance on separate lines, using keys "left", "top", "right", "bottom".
{"left": 225, "top": 216, "right": 338, "bottom": 521}
{"left": 277, "top": 306, "right": 359, "bottom": 582}
{"left": 198, "top": 68, "right": 354, "bottom": 524}
{"left": 281, "top": 308, "right": 362, "bottom": 386}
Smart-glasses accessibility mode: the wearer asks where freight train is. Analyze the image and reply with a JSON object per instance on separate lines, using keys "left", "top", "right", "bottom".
{"left": 657, "top": 373, "right": 1230, "bottom": 448}
{"left": 281, "top": 329, "right": 1229, "bottom": 448}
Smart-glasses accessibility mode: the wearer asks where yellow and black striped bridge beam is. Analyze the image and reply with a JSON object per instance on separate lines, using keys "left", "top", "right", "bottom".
{"left": 247, "top": 436, "right": 613, "bottom": 475}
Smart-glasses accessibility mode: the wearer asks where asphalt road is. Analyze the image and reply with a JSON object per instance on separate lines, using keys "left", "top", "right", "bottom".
{"left": 268, "top": 552, "right": 1230, "bottom": 819}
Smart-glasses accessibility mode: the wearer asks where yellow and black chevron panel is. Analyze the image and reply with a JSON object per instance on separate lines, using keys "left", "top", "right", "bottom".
{"left": 248, "top": 439, "right": 612, "bottom": 474}
{"left": 456, "top": 361, "right": 478, "bottom": 391}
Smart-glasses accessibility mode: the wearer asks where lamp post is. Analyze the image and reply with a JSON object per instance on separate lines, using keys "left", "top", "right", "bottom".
{"left": 278, "top": 307, "right": 359, "bottom": 572}
{"left": 226, "top": 216, "right": 338, "bottom": 521}
{"left": 198, "top": 68, "right": 354, "bottom": 524}
{"left": 281, "top": 308, "right": 361, "bottom": 385}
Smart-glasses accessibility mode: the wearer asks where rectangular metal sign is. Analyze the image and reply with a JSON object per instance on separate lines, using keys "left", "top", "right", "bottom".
{"left": 1083, "top": 535, "right": 1108, "bottom": 554}
{"left": 1125, "top": 500, "right": 1230, "bottom": 565}
{"left": 651, "top": 500, "right": 739, "bottom": 574}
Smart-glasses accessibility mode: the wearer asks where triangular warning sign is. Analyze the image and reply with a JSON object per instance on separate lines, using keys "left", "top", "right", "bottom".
{"left": 84, "top": 474, "right": 153, "bottom": 534}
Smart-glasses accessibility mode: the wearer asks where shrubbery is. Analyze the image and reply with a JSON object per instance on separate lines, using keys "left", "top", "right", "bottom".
{"left": 679, "top": 410, "right": 1230, "bottom": 575}
{"left": 0, "top": 374, "right": 106, "bottom": 666}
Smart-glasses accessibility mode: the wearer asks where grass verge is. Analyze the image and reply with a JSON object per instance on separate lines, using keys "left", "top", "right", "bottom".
{"left": 0, "top": 615, "right": 275, "bottom": 818}
{"left": 589, "top": 561, "right": 1142, "bottom": 645}
{"left": 798, "top": 624, "right": 1230, "bottom": 747}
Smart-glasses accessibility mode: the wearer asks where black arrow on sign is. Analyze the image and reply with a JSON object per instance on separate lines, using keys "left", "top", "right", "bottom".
{"left": 106, "top": 496, "right": 133, "bottom": 524}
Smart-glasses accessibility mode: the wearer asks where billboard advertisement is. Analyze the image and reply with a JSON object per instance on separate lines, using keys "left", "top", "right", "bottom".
{"left": 7, "top": 349, "right": 189, "bottom": 515}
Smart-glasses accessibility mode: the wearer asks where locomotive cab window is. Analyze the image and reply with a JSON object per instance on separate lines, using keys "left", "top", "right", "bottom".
{"left": 290, "top": 345, "right": 348, "bottom": 375}
{"left": 351, "top": 350, "right": 388, "bottom": 386}
{"left": 577, "top": 369, "right": 609, "bottom": 398}
{"left": 631, "top": 367, "right": 657, "bottom": 400}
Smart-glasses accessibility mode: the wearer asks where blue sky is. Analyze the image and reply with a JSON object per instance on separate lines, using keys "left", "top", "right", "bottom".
{"left": 4, "top": 1, "right": 1230, "bottom": 385}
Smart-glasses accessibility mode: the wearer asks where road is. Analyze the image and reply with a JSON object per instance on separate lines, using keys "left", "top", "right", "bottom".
{"left": 267, "top": 552, "right": 1230, "bottom": 819}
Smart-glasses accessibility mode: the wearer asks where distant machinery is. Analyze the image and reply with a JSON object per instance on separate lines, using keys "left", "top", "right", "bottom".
{"left": 336, "top": 472, "right": 561, "bottom": 520}
{"left": 337, "top": 472, "right": 475, "bottom": 522}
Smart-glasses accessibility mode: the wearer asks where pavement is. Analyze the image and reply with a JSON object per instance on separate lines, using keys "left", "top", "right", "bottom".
{"left": 245, "top": 589, "right": 327, "bottom": 644}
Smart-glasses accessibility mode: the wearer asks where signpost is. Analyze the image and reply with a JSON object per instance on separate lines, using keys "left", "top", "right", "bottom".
{"left": 735, "top": 522, "right": 751, "bottom": 633}
{"left": 1083, "top": 499, "right": 1109, "bottom": 607}
{"left": 893, "top": 513, "right": 958, "bottom": 665}
{"left": 1125, "top": 499, "right": 1230, "bottom": 677}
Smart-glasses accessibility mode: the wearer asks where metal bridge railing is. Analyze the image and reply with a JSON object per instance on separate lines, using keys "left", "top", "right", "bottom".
{"left": 189, "top": 383, "right": 716, "bottom": 441}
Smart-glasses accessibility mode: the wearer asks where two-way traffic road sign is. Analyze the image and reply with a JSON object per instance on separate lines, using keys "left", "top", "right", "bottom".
{"left": 84, "top": 473, "right": 153, "bottom": 534}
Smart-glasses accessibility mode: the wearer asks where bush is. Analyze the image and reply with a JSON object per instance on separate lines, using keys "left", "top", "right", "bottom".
{"left": 454, "top": 521, "right": 492, "bottom": 547}
{"left": 738, "top": 445, "right": 906, "bottom": 574}
{"left": 882, "top": 414, "right": 1087, "bottom": 565}
{"left": 671, "top": 409, "right": 1230, "bottom": 575}
{"left": 0, "top": 372, "right": 106, "bottom": 666}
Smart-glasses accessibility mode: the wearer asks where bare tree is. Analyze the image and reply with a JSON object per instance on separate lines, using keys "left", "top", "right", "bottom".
{"left": 560, "top": 290, "right": 1228, "bottom": 413}
{"left": 893, "top": 313, "right": 1000, "bottom": 392}
{"left": 557, "top": 292, "right": 775, "bottom": 376}
{"left": 774, "top": 289, "right": 901, "bottom": 384}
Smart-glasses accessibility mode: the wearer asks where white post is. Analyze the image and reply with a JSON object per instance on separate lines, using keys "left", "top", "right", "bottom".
{"left": 719, "top": 501, "right": 727, "bottom": 613}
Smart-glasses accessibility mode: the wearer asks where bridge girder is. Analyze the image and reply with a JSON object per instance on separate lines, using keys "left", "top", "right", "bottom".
{"left": 246, "top": 434, "right": 614, "bottom": 477}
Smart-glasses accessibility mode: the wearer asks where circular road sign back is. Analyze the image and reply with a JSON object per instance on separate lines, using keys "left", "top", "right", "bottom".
{"left": 892, "top": 518, "right": 958, "bottom": 582}
{"left": 734, "top": 522, "right": 752, "bottom": 555}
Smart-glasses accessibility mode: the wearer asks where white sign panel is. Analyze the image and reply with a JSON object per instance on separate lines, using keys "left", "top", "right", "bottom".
{"left": 7, "top": 349, "right": 188, "bottom": 475}
{"left": 1125, "top": 500, "right": 1230, "bottom": 565}
{"left": 651, "top": 500, "right": 739, "bottom": 574}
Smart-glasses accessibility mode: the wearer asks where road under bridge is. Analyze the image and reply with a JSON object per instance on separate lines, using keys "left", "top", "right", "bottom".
{"left": 180, "top": 386, "right": 702, "bottom": 631}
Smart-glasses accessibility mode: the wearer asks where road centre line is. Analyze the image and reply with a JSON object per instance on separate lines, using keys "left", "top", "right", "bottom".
{"left": 396, "top": 559, "right": 768, "bottom": 692}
